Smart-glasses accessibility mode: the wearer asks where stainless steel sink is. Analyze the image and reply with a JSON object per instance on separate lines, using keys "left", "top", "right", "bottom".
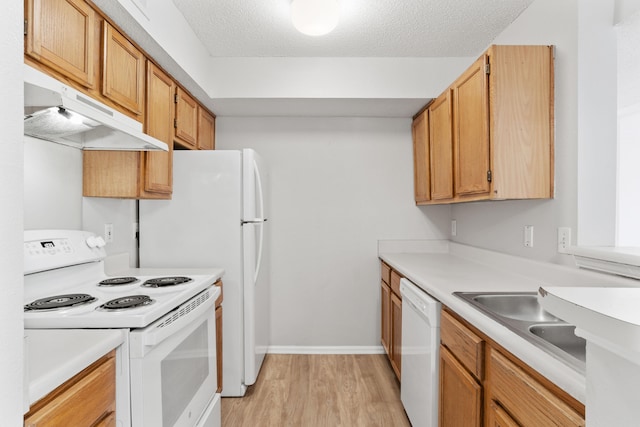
{"left": 454, "top": 291, "right": 585, "bottom": 372}
{"left": 471, "top": 294, "right": 561, "bottom": 322}
{"left": 529, "top": 324, "right": 586, "bottom": 363}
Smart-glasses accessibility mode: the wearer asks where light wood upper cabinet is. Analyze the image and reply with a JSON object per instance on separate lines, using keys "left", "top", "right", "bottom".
{"left": 412, "top": 110, "right": 430, "bottom": 203}
{"left": 197, "top": 107, "right": 216, "bottom": 150}
{"left": 83, "top": 61, "right": 174, "bottom": 199}
{"left": 429, "top": 89, "right": 454, "bottom": 201}
{"left": 143, "top": 62, "right": 175, "bottom": 196}
{"left": 25, "top": 0, "right": 96, "bottom": 88}
{"left": 453, "top": 54, "right": 491, "bottom": 197}
{"left": 174, "top": 87, "right": 199, "bottom": 149}
{"left": 488, "top": 45, "right": 554, "bottom": 200}
{"left": 102, "top": 21, "right": 145, "bottom": 115}
{"left": 412, "top": 45, "right": 554, "bottom": 205}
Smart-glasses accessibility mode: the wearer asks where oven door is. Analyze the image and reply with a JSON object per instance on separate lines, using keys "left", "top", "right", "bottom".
{"left": 129, "top": 288, "right": 218, "bottom": 427}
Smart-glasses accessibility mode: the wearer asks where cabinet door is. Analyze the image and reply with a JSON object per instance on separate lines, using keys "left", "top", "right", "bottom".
{"left": 412, "top": 110, "right": 430, "bottom": 203}
{"left": 487, "top": 400, "right": 520, "bottom": 427}
{"left": 102, "top": 22, "right": 145, "bottom": 115}
{"left": 143, "top": 62, "right": 174, "bottom": 195}
{"left": 453, "top": 54, "right": 490, "bottom": 197}
{"left": 25, "top": 0, "right": 96, "bottom": 88}
{"left": 197, "top": 107, "right": 215, "bottom": 150}
{"left": 381, "top": 281, "right": 391, "bottom": 357}
{"left": 390, "top": 292, "right": 402, "bottom": 380}
{"left": 175, "top": 87, "right": 199, "bottom": 149}
{"left": 439, "top": 345, "right": 482, "bottom": 427}
{"left": 429, "top": 90, "right": 454, "bottom": 200}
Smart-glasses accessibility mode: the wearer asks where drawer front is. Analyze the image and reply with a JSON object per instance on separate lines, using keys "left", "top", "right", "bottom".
{"left": 489, "top": 348, "right": 585, "bottom": 427}
{"left": 390, "top": 270, "right": 402, "bottom": 297}
{"left": 440, "top": 310, "right": 484, "bottom": 379}
{"left": 380, "top": 261, "right": 391, "bottom": 285}
{"left": 25, "top": 354, "right": 116, "bottom": 427}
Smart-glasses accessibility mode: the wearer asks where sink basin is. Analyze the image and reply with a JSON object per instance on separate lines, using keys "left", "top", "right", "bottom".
{"left": 454, "top": 291, "right": 585, "bottom": 372}
{"left": 529, "top": 324, "right": 586, "bottom": 362}
{"left": 471, "top": 294, "right": 561, "bottom": 322}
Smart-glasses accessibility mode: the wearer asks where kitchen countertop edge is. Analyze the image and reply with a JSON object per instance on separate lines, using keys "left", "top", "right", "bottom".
{"left": 26, "top": 328, "right": 126, "bottom": 408}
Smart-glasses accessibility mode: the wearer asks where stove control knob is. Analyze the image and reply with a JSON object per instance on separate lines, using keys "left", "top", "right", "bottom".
{"left": 95, "top": 236, "right": 106, "bottom": 248}
{"left": 86, "top": 236, "right": 98, "bottom": 248}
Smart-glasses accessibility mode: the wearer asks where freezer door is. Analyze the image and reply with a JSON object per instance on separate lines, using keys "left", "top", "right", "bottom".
{"left": 242, "top": 148, "right": 268, "bottom": 221}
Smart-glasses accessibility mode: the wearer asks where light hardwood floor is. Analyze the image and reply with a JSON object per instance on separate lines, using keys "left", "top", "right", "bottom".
{"left": 221, "top": 354, "right": 411, "bottom": 427}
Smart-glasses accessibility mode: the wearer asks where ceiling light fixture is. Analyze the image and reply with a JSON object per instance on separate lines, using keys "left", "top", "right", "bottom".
{"left": 291, "top": 0, "right": 340, "bottom": 36}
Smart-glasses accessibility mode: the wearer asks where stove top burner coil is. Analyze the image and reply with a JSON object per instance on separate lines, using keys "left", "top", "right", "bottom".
{"left": 24, "top": 294, "right": 97, "bottom": 311}
{"left": 142, "top": 276, "right": 193, "bottom": 288}
{"left": 97, "top": 295, "right": 154, "bottom": 311}
{"left": 98, "top": 277, "right": 139, "bottom": 287}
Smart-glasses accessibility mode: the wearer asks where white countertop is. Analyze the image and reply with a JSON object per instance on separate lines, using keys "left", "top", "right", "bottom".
{"left": 379, "top": 240, "right": 640, "bottom": 404}
{"left": 540, "top": 286, "right": 640, "bottom": 363}
{"left": 25, "top": 329, "right": 125, "bottom": 408}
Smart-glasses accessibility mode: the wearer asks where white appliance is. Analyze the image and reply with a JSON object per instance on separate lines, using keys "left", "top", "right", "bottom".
{"left": 23, "top": 229, "right": 223, "bottom": 427}
{"left": 23, "top": 64, "right": 168, "bottom": 151}
{"left": 400, "top": 278, "right": 441, "bottom": 427}
{"left": 139, "top": 149, "right": 270, "bottom": 397}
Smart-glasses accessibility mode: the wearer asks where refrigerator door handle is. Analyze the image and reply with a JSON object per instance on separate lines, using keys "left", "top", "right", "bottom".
{"left": 241, "top": 218, "right": 267, "bottom": 225}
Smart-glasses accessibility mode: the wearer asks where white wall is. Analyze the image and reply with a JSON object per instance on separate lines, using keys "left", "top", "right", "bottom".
{"left": 23, "top": 137, "right": 138, "bottom": 265}
{"left": 451, "top": 0, "right": 580, "bottom": 264}
{"left": 1, "top": 0, "right": 24, "bottom": 423}
{"left": 216, "top": 117, "right": 450, "bottom": 349}
{"left": 24, "top": 137, "right": 83, "bottom": 229}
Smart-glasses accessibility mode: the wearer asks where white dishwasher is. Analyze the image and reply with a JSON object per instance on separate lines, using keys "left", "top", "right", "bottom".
{"left": 400, "top": 278, "right": 441, "bottom": 427}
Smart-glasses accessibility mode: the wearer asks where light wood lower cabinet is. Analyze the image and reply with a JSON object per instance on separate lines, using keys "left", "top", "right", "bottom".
{"left": 439, "top": 308, "right": 585, "bottom": 427}
{"left": 439, "top": 345, "right": 482, "bottom": 427}
{"left": 379, "top": 261, "right": 402, "bottom": 381}
{"left": 380, "top": 280, "right": 391, "bottom": 356}
{"left": 487, "top": 400, "right": 520, "bottom": 427}
{"left": 487, "top": 347, "right": 585, "bottom": 426}
{"left": 440, "top": 310, "right": 484, "bottom": 427}
{"left": 24, "top": 351, "right": 116, "bottom": 427}
{"left": 390, "top": 291, "right": 402, "bottom": 379}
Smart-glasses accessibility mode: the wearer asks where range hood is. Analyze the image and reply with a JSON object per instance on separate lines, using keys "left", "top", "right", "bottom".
{"left": 23, "top": 65, "right": 168, "bottom": 151}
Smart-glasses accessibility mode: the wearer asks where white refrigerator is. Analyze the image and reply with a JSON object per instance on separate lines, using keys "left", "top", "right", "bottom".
{"left": 139, "top": 149, "right": 270, "bottom": 397}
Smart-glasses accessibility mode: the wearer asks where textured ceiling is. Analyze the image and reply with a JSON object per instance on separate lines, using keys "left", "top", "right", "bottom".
{"left": 171, "top": 0, "right": 534, "bottom": 58}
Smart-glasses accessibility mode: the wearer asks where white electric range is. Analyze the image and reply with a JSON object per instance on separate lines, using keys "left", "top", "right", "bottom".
{"left": 24, "top": 229, "right": 224, "bottom": 427}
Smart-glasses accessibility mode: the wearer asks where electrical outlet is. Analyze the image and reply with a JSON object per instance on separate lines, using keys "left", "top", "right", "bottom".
{"left": 104, "top": 223, "right": 114, "bottom": 243}
{"left": 557, "top": 227, "right": 571, "bottom": 253}
{"left": 523, "top": 225, "right": 534, "bottom": 247}
{"left": 451, "top": 220, "right": 457, "bottom": 237}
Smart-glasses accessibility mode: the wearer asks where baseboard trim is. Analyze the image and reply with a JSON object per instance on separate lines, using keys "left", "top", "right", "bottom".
{"left": 267, "top": 346, "right": 386, "bottom": 355}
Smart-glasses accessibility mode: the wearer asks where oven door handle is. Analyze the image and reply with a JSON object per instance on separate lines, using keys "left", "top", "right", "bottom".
{"left": 143, "top": 290, "right": 216, "bottom": 347}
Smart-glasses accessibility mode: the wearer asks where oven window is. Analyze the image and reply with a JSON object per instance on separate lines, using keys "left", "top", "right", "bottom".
{"left": 161, "top": 321, "right": 210, "bottom": 426}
